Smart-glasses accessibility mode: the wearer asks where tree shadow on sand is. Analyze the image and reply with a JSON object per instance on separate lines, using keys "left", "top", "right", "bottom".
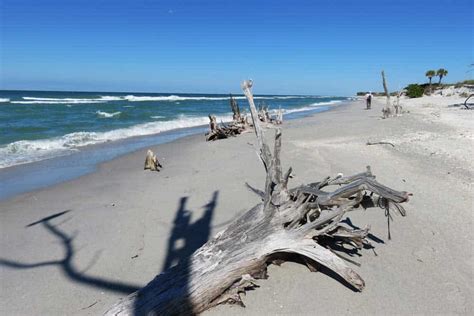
{"left": 131, "top": 191, "right": 218, "bottom": 314}
{"left": 0, "top": 192, "right": 219, "bottom": 314}
{"left": 0, "top": 210, "right": 141, "bottom": 294}
{"left": 162, "top": 191, "right": 217, "bottom": 272}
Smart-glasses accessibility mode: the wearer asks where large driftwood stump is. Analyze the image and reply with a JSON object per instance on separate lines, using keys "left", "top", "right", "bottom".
{"left": 107, "top": 80, "right": 410, "bottom": 315}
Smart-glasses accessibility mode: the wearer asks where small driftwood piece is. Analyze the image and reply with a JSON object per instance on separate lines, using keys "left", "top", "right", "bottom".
{"left": 144, "top": 149, "right": 162, "bottom": 171}
{"left": 107, "top": 80, "right": 410, "bottom": 315}
{"left": 366, "top": 141, "right": 395, "bottom": 148}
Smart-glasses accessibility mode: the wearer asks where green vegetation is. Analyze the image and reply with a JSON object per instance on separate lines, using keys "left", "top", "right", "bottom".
{"left": 355, "top": 68, "right": 469, "bottom": 97}
{"left": 405, "top": 84, "right": 424, "bottom": 98}
{"left": 460, "top": 79, "right": 474, "bottom": 85}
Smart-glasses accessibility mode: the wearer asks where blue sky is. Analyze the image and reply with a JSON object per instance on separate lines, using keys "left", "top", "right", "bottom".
{"left": 1, "top": 0, "right": 472, "bottom": 95}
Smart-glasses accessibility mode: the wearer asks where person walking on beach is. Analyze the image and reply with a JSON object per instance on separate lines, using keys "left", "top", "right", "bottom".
{"left": 365, "top": 91, "right": 373, "bottom": 109}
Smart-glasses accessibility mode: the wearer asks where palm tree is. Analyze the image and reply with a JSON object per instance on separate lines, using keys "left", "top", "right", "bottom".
{"left": 437, "top": 68, "right": 448, "bottom": 84}
{"left": 425, "top": 70, "right": 436, "bottom": 84}
{"left": 425, "top": 70, "right": 436, "bottom": 93}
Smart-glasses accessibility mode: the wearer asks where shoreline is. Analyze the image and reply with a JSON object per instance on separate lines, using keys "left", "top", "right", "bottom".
{"left": 0, "top": 102, "right": 342, "bottom": 201}
{"left": 0, "top": 96, "right": 471, "bottom": 315}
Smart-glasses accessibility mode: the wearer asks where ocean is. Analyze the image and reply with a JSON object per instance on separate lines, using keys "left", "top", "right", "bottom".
{"left": 0, "top": 90, "right": 350, "bottom": 198}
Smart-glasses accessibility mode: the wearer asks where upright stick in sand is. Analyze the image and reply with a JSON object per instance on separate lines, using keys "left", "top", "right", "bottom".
{"left": 381, "top": 70, "right": 395, "bottom": 118}
{"left": 106, "top": 81, "right": 410, "bottom": 316}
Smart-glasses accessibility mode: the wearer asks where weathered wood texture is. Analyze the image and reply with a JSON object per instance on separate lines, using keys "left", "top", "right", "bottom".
{"left": 107, "top": 80, "right": 410, "bottom": 316}
{"left": 229, "top": 94, "right": 241, "bottom": 121}
{"left": 205, "top": 97, "right": 249, "bottom": 141}
{"left": 395, "top": 90, "right": 403, "bottom": 115}
{"left": 206, "top": 93, "right": 282, "bottom": 141}
{"left": 144, "top": 150, "right": 162, "bottom": 171}
{"left": 381, "top": 70, "right": 395, "bottom": 118}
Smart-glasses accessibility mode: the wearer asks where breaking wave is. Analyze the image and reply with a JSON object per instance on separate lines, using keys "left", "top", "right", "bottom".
{"left": 96, "top": 110, "right": 121, "bottom": 118}
{"left": 122, "top": 95, "right": 307, "bottom": 102}
{"left": 0, "top": 98, "right": 10, "bottom": 103}
{"left": 9, "top": 95, "right": 309, "bottom": 104}
{"left": 0, "top": 114, "right": 233, "bottom": 168}
{"left": 278, "top": 100, "right": 342, "bottom": 114}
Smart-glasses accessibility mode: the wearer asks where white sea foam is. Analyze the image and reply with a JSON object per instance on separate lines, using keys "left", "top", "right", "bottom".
{"left": 0, "top": 114, "right": 233, "bottom": 168}
{"left": 279, "top": 100, "right": 342, "bottom": 115}
{"left": 123, "top": 95, "right": 229, "bottom": 102}
{"left": 12, "top": 96, "right": 121, "bottom": 104}
{"left": 13, "top": 99, "right": 105, "bottom": 104}
{"left": 96, "top": 110, "right": 121, "bottom": 118}
{"left": 122, "top": 95, "right": 307, "bottom": 102}
{"left": 0, "top": 98, "right": 10, "bottom": 103}
{"left": 150, "top": 115, "right": 165, "bottom": 119}
{"left": 10, "top": 94, "right": 310, "bottom": 104}
{"left": 98, "top": 96, "right": 123, "bottom": 101}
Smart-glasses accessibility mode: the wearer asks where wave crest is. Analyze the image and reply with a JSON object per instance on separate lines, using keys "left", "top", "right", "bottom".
{"left": 0, "top": 114, "right": 233, "bottom": 168}
{"left": 9, "top": 94, "right": 311, "bottom": 104}
{"left": 96, "top": 110, "right": 121, "bottom": 118}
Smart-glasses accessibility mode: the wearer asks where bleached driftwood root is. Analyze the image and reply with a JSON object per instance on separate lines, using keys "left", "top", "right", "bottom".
{"left": 205, "top": 115, "right": 245, "bottom": 141}
{"left": 144, "top": 149, "right": 162, "bottom": 171}
{"left": 107, "top": 80, "right": 410, "bottom": 315}
{"left": 206, "top": 94, "right": 282, "bottom": 141}
{"left": 205, "top": 96, "right": 249, "bottom": 141}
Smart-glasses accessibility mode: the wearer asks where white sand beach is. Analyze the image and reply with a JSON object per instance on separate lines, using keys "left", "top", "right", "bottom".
{"left": 1, "top": 96, "right": 472, "bottom": 315}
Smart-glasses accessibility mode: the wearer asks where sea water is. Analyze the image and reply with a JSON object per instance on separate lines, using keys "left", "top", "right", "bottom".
{"left": 0, "top": 90, "right": 350, "bottom": 198}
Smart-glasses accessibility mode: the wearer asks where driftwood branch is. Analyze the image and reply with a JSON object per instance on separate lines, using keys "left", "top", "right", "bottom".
{"left": 366, "top": 141, "right": 395, "bottom": 148}
{"left": 464, "top": 94, "right": 474, "bottom": 110}
{"left": 107, "top": 81, "right": 410, "bottom": 316}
